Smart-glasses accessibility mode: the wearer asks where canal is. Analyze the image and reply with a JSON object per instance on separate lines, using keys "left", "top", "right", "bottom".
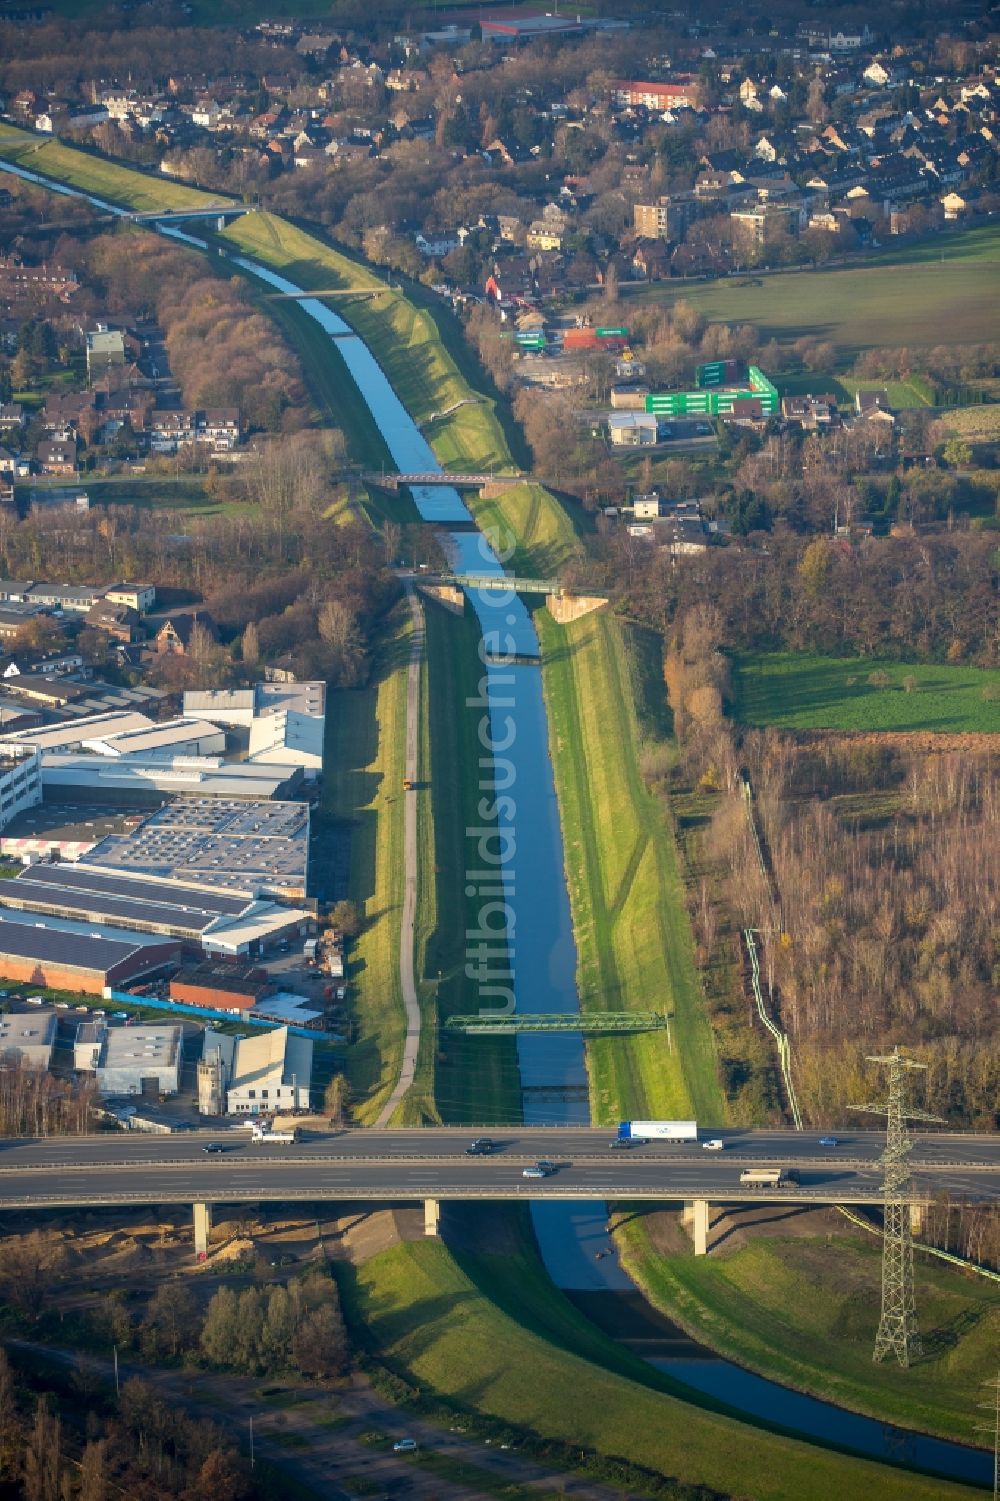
{"left": 0, "top": 156, "right": 990, "bottom": 1488}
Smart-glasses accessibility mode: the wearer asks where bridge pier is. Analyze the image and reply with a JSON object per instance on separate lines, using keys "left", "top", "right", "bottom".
{"left": 910, "top": 1202, "right": 926, "bottom": 1236}
{"left": 545, "top": 593, "right": 608, "bottom": 624}
{"left": 682, "top": 1199, "right": 710, "bottom": 1256}
{"left": 424, "top": 1199, "right": 440, "bottom": 1237}
{"left": 193, "top": 1201, "right": 213, "bottom": 1259}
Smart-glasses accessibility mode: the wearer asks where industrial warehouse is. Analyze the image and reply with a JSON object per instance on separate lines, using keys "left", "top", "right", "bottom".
{"left": 82, "top": 797, "right": 311, "bottom": 899}
{"left": 0, "top": 910, "right": 180, "bottom": 995}
{"left": 0, "top": 862, "right": 313, "bottom": 954}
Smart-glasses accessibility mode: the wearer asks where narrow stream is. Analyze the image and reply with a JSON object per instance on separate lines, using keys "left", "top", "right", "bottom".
{"left": 2, "top": 157, "right": 990, "bottom": 1488}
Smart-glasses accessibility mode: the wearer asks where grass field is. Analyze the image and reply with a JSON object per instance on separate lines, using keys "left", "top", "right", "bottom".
{"left": 774, "top": 373, "right": 934, "bottom": 409}
{"left": 321, "top": 602, "right": 411, "bottom": 1123}
{"left": 0, "top": 122, "right": 221, "bottom": 212}
{"left": 618, "top": 1214, "right": 1000, "bottom": 1446}
{"left": 420, "top": 602, "right": 522, "bottom": 1126}
{"left": 222, "top": 213, "right": 514, "bottom": 474}
{"left": 538, "top": 608, "right": 724, "bottom": 1124}
{"left": 629, "top": 224, "right": 1000, "bottom": 362}
{"left": 466, "top": 481, "right": 584, "bottom": 577}
{"left": 733, "top": 651, "right": 1000, "bottom": 733}
{"left": 338, "top": 1227, "right": 980, "bottom": 1501}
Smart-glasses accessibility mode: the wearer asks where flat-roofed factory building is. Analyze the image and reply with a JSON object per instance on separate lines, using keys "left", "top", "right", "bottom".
{"left": 0, "top": 1008, "right": 57, "bottom": 1069}
{"left": 84, "top": 798, "right": 310, "bottom": 900}
{"left": 201, "top": 1025, "right": 312, "bottom": 1114}
{"left": 0, "top": 863, "right": 314, "bottom": 955}
{"left": 0, "top": 910, "right": 180, "bottom": 995}
{"left": 75, "top": 1018, "right": 182, "bottom": 1096}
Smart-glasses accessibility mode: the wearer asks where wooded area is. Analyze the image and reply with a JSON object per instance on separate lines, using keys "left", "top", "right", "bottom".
{"left": 665, "top": 606, "right": 999, "bottom": 1129}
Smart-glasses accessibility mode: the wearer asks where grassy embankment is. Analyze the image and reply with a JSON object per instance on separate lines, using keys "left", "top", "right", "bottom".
{"left": 221, "top": 212, "right": 515, "bottom": 474}
{"left": 629, "top": 221, "right": 1000, "bottom": 362}
{"left": 418, "top": 602, "right": 522, "bottom": 1126}
{"left": 465, "top": 480, "right": 723, "bottom": 1123}
{"left": 466, "top": 480, "right": 585, "bottom": 577}
{"left": 321, "top": 601, "right": 411, "bottom": 1123}
{"left": 338, "top": 1221, "right": 982, "bottom": 1501}
{"left": 13, "top": 135, "right": 985, "bottom": 1495}
{"left": 733, "top": 650, "right": 1000, "bottom": 733}
{"left": 0, "top": 122, "right": 221, "bottom": 211}
{"left": 617, "top": 1215, "right": 1000, "bottom": 1446}
{"left": 228, "top": 221, "right": 518, "bottom": 1123}
{"left": 537, "top": 608, "right": 724, "bottom": 1123}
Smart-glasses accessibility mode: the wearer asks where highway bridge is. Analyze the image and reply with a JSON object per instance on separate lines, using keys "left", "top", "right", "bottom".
{"left": 0, "top": 1128, "right": 995, "bottom": 1254}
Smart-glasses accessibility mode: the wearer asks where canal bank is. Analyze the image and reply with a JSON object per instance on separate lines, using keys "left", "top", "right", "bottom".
{"left": 0, "top": 151, "right": 991, "bottom": 1491}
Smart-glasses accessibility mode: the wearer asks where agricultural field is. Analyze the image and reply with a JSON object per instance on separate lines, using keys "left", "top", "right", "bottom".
{"left": 629, "top": 224, "right": 1000, "bottom": 363}
{"left": 338, "top": 1225, "right": 979, "bottom": 1501}
{"left": 618, "top": 1211, "right": 1000, "bottom": 1445}
{"left": 733, "top": 651, "right": 1000, "bottom": 734}
{"left": 0, "top": 122, "right": 219, "bottom": 212}
{"left": 538, "top": 607, "right": 724, "bottom": 1124}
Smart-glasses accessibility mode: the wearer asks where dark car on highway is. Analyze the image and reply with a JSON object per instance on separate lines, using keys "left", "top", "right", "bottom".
{"left": 466, "top": 1138, "right": 495, "bottom": 1155}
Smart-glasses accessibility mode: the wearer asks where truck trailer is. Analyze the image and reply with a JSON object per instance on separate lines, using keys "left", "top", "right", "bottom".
{"left": 251, "top": 1124, "right": 299, "bottom": 1144}
{"left": 617, "top": 1120, "right": 698, "bottom": 1142}
{"left": 739, "top": 1167, "right": 796, "bottom": 1188}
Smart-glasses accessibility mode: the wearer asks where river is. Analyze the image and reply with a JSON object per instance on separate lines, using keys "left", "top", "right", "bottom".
{"left": 1, "top": 155, "right": 991, "bottom": 1488}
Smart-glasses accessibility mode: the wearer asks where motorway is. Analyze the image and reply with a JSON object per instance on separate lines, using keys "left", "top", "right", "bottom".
{"left": 0, "top": 1128, "right": 995, "bottom": 1210}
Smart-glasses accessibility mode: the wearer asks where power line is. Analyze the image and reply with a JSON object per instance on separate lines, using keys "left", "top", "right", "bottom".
{"left": 852, "top": 1046, "right": 943, "bottom": 1367}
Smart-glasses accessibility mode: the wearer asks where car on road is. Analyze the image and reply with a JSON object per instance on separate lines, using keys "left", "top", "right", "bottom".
{"left": 819, "top": 1137, "right": 839, "bottom": 1147}
{"left": 392, "top": 1439, "right": 418, "bottom": 1453}
{"left": 202, "top": 1143, "right": 225, "bottom": 1154}
{"left": 522, "top": 1163, "right": 553, "bottom": 1179}
{"left": 702, "top": 1139, "right": 724, "bottom": 1151}
{"left": 536, "top": 1159, "right": 558, "bottom": 1175}
{"left": 466, "top": 1137, "right": 494, "bottom": 1155}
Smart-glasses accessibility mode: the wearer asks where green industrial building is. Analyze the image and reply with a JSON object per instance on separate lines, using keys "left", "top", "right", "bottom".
{"left": 644, "top": 363, "right": 779, "bottom": 418}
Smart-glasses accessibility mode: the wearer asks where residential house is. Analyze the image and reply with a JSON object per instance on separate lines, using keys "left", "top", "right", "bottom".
{"left": 630, "top": 240, "right": 672, "bottom": 280}
{"left": 612, "top": 78, "right": 702, "bottom": 111}
{"left": 154, "top": 611, "right": 218, "bottom": 656}
{"left": 199, "top": 409, "right": 241, "bottom": 451}
{"left": 84, "top": 601, "right": 143, "bottom": 643}
{"left": 855, "top": 389, "right": 893, "bottom": 418}
{"left": 781, "top": 394, "right": 839, "bottom": 429}
{"left": 0, "top": 405, "right": 25, "bottom": 432}
{"left": 526, "top": 220, "right": 563, "bottom": 251}
{"left": 414, "top": 231, "right": 461, "bottom": 258}
{"left": 85, "top": 328, "right": 126, "bottom": 380}
{"left": 36, "top": 440, "right": 78, "bottom": 477}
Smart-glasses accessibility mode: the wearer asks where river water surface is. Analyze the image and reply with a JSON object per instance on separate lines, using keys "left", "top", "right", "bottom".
{"left": 2, "top": 156, "right": 990, "bottom": 1487}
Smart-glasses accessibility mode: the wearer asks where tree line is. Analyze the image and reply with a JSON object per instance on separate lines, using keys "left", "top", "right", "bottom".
{"left": 584, "top": 528, "right": 999, "bottom": 667}
{"left": 0, "top": 1348, "right": 257, "bottom": 1501}
{"left": 85, "top": 233, "right": 308, "bottom": 436}
{"left": 664, "top": 605, "right": 999, "bottom": 1132}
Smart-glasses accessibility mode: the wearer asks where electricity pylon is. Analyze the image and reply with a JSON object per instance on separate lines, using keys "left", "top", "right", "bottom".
{"left": 853, "top": 1046, "right": 943, "bottom": 1367}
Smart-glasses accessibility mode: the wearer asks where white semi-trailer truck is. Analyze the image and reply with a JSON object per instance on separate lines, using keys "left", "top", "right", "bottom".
{"left": 616, "top": 1121, "right": 698, "bottom": 1143}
